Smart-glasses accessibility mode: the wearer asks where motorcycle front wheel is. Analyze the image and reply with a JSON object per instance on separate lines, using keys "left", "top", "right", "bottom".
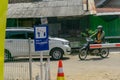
{"left": 100, "top": 48, "right": 109, "bottom": 58}
{"left": 79, "top": 49, "right": 88, "bottom": 60}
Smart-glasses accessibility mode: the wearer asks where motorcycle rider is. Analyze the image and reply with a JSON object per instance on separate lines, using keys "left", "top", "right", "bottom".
{"left": 79, "top": 26, "right": 108, "bottom": 60}
{"left": 94, "top": 25, "right": 105, "bottom": 44}
{"left": 84, "top": 25, "right": 105, "bottom": 48}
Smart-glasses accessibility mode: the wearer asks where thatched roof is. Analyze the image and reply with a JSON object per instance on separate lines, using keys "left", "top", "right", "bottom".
{"left": 8, "top": 0, "right": 85, "bottom": 18}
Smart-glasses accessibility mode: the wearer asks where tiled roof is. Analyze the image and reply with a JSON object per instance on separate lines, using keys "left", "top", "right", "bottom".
{"left": 97, "top": 8, "right": 120, "bottom": 12}
{"left": 95, "top": 0, "right": 120, "bottom": 8}
{"left": 96, "top": 8, "right": 120, "bottom": 15}
{"left": 94, "top": 0, "right": 109, "bottom": 7}
{"left": 8, "top": 0, "right": 85, "bottom": 18}
{"left": 103, "top": 0, "right": 120, "bottom": 8}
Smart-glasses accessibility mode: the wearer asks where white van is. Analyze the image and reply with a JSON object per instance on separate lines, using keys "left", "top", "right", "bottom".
{"left": 5, "top": 28, "right": 71, "bottom": 60}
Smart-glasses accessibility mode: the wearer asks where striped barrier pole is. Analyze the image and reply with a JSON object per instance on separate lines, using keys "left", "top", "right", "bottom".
{"left": 90, "top": 43, "right": 120, "bottom": 49}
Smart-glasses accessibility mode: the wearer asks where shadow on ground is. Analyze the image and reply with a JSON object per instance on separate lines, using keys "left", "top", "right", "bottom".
{"left": 4, "top": 56, "right": 70, "bottom": 63}
{"left": 79, "top": 57, "right": 109, "bottom": 61}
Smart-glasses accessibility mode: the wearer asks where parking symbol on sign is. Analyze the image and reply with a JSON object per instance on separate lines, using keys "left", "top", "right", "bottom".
{"left": 36, "top": 27, "right": 46, "bottom": 39}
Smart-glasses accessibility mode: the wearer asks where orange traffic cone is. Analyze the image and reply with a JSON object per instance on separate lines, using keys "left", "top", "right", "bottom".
{"left": 57, "top": 60, "right": 65, "bottom": 80}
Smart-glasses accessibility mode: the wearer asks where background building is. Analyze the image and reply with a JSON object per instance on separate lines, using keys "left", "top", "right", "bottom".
{"left": 7, "top": 0, "right": 120, "bottom": 45}
{"left": 90, "top": 0, "right": 120, "bottom": 43}
{"left": 7, "top": 0, "right": 94, "bottom": 41}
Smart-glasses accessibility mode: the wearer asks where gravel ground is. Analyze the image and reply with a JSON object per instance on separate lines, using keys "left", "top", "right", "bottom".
{"left": 50, "top": 53, "right": 120, "bottom": 80}
{"left": 4, "top": 51, "right": 120, "bottom": 80}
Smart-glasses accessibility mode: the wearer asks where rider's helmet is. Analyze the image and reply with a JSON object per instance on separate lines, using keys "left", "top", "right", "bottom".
{"left": 97, "top": 25, "right": 103, "bottom": 29}
{"left": 97, "top": 25, "right": 103, "bottom": 32}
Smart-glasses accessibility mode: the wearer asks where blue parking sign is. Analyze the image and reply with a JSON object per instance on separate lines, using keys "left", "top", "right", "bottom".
{"left": 34, "top": 25, "right": 49, "bottom": 51}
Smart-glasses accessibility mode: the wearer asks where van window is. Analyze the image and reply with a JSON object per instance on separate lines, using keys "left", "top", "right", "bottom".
{"left": 6, "top": 31, "right": 27, "bottom": 39}
{"left": 27, "top": 31, "right": 34, "bottom": 39}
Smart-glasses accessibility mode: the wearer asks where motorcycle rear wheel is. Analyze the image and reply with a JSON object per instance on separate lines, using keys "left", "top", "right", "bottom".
{"left": 79, "top": 49, "right": 88, "bottom": 60}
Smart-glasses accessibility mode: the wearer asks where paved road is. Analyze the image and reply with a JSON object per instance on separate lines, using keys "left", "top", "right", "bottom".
{"left": 4, "top": 52, "right": 120, "bottom": 80}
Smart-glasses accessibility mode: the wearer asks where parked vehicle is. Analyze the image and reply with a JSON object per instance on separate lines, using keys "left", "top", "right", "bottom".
{"left": 5, "top": 28, "right": 71, "bottom": 60}
{"left": 78, "top": 37, "right": 109, "bottom": 60}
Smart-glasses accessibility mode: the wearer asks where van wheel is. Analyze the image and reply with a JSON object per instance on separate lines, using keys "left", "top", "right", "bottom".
{"left": 4, "top": 50, "right": 12, "bottom": 61}
{"left": 50, "top": 48, "right": 64, "bottom": 60}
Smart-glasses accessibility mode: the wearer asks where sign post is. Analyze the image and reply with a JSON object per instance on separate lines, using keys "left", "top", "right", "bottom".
{"left": 34, "top": 24, "right": 49, "bottom": 80}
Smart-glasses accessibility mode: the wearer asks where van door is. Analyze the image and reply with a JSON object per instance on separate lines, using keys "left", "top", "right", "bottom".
{"left": 27, "top": 31, "right": 40, "bottom": 56}
{"left": 27, "top": 31, "right": 49, "bottom": 56}
{"left": 5, "top": 31, "right": 29, "bottom": 57}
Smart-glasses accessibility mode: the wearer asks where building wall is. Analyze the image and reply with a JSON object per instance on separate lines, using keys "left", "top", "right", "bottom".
{"left": 7, "top": 19, "right": 17, "bottom": 27}
{"left": 7, "top": 16, "right": 89, "bottom": 41}
{"left": 7, "top": 18, "right": 34, "bottom": 27}
{"left": 49, "top": 23, "right": 61, "bottom": 36}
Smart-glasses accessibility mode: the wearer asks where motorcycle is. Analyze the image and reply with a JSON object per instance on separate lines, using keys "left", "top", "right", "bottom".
{"left": 78, "top": 37, "right": 109, "bottom": 60}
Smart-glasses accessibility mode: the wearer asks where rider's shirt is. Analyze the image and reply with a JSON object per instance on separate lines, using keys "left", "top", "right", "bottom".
{"left": 97, "top": 32, "right": 102, "bottom": 43}
{"left": 96, "top": 30, "right": 105, "bottom": 43}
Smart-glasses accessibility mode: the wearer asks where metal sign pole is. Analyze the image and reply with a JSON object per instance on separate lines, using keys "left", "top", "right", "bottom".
{"left": 34, "top": 25, "right": 49, "bottom": 80}
{"left": 48, "top": 57, "right": 51, "bottom": 80}
{"left": 40, "top": 52, "right": 43, "bottom": 80}
{"left": 28, "top": 38, "right": 32, "bottom": 80}
{"left": 45, "top": 56, "right": 51, "bottom": 80}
